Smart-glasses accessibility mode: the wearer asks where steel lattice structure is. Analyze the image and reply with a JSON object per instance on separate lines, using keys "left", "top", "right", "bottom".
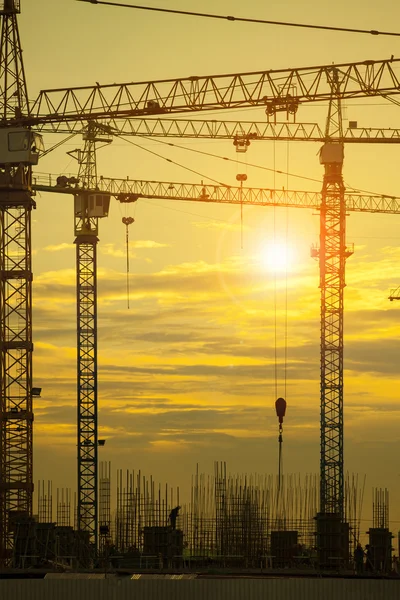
{"left": 35, "top": 119, "right": 400, "bottom": 142}
{"left": 74, "top": 123, "right": 109, "bottom": 549}
{"left": 318, "top": 164, "right": 348, "bottom": 518}
{"left": 76, "top": 239, "right": 98, "bottom": 547}
{"left": 315, "top": 74, "right": 350, "bottom": 525}
{"left": 33, "top": 176, "right": 400, "bottom": 215}
{"left": 0, "top": 0, "right": 35, "bottom": 564}
{"left": 27, "top": 57, "right": 400, "bottom": 129}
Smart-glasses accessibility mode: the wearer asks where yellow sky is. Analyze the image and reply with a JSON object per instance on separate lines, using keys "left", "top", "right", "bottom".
{"left": 14, "top": 0, "right": 400, "bottom": 534}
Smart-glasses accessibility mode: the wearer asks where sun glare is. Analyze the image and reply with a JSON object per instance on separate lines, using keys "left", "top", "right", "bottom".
{"left": 260, "top": 241, "right": 292, "bottom": 273}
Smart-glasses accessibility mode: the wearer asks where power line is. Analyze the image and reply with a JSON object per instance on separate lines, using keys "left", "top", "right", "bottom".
{"left": 77, "top": 0, "right": 400, "bottom": 37}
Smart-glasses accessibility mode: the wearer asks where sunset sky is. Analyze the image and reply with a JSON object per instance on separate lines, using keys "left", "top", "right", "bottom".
{"left": 16, "top": 0, "right": 400, "bottom": 533}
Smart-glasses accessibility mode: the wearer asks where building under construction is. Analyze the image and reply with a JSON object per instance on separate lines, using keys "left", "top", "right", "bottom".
{"left": 9, "top": 462, "right": 395, "bottom": 576}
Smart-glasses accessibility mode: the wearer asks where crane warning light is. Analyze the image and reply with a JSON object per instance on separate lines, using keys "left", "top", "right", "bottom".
{"left": 275, "top": 397, "right": 287, "bottom": 424}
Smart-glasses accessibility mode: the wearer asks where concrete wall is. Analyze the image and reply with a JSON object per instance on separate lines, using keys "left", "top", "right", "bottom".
{"left": 0, "top": 577, "right": 399, "bottom": 600}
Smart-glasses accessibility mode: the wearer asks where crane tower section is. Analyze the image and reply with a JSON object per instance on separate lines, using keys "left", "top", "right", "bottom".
{"left": 318, "top": 140, "right": 349, "bottom": 519}
{"left": 0, "top": 0, "right": 42, "bottom": 564}
{"left": 75, "top": 123, "right": 110, "bottom": 550}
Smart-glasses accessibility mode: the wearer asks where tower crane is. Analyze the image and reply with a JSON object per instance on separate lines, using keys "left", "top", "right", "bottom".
{"left": 70, "top": 122, "right": 112, "bottom": 550}
{"left": 313, "top": 73, "right": 350, "bottom": 562}
{"left": 0, "top": 0, "right": 43, "bottom": 563}
{"left": 2, "top": 0, "right": 400, "bottom": 563}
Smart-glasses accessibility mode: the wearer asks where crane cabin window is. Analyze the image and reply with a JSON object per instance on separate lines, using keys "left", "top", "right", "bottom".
{"left": 8, "top": 131, "right": 29, "bottom": 152}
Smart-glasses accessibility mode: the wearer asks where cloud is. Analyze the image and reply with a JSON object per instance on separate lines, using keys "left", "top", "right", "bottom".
{"left": 191, "top": 220, "right": 246, "bottom": 232}
{"left": 100, "top": 240, "right": 170, "bottom": 258}
{"left": 131, "top": 240, "right": 170, "bottom": 249}
{"left": 29, "top": 244, "right": 400, "bottom": 510}
{"left": 43, "top": 243, "right": 74, "bottom": 252}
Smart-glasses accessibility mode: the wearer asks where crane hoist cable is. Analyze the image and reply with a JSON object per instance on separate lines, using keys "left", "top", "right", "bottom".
{"left": 235, "top": 173, "right": 247, "bottom": 249}
{"left": 122, "top": 216, "right": 134, "bottom": 308}
{"left": 272, "top": 142, "right": 290, "bottom": 492}
{"left": 285, "top": 142, "right": 290, "bottom": 398}
{"left": 275, "top": 397, "right": 287, "bottom": 492}
{"left": 120, "top": 133, "right": 324, "bottom": 186}
{"left": 115, "top": 134, "right": 228, "bottom": 186}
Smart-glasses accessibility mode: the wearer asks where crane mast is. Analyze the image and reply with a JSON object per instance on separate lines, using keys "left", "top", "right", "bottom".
{"left": 0, "top": 0, "right": 39, "bottom": 564}
{"left": 74, "top": 122, "right": 111, "bottom": 551}
{"left": 314, "top": 70, "right": 352, "bottom": 564}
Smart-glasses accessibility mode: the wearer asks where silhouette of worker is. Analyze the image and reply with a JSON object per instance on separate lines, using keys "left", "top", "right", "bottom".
{"left": 169, "top": 505, "right": 181, "bottom": 529}
{"left": 354, "top": 543, "right": 364, "bottom": 575}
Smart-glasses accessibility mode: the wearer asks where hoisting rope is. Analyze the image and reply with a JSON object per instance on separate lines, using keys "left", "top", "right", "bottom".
{"left": 122, "top": 216, "right": 134, "bottom": 309}
{"left": 235, "top": 139, "right": 248, "bottom": 250}
{"left": 273, "top": 141, "right": 278, "bottom": 401}
{"left": 275, "top": 397, "right": 286, "bottom": 493}
{"left": 235, "top": 173, "right": 247, "bottom": 250}
{"left": 278, "top": 421, "right": 283, "bottom": 489}
{"left": 273, "top": 140, "right": 290, "bottom": 498}
{"left": 285, "top": 140, "right": 290, "bottom": 399}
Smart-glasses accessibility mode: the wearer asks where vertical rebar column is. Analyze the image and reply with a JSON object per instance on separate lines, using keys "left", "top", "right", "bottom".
{"left": 99, "top": 461, "right": 111, "bottom": 551}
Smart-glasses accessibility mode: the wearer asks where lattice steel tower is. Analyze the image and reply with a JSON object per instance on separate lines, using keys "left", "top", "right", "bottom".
{"left": 317, "top": 69, "right": 353, "bottom": 520}
{"left": 0, "top": 0, "right": 42, "bottom": 564}
{"left": 74, "top": 122, "right": 111, "bottom": 550}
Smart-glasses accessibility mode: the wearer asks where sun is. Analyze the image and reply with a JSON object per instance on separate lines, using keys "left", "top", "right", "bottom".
{"left": 260, "top": 240, "right": 292, "bottom": 273}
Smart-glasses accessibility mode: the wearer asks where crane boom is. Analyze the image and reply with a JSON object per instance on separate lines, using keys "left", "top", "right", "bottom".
{"left": 32, "top": 176, "right": 400, "bottom": 214}
{"left": 37, "top": 118, "right": 400, "bottom": 142}
{"left": 26, "top": 58, "right": 400, "bottom": 127}
{"left": 119, "top": 123, "right": 400, "bottom": 143}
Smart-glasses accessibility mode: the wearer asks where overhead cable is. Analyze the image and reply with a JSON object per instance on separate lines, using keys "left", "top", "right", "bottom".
{"left": 77, "top": 0, "right": 400, "bottom": 37}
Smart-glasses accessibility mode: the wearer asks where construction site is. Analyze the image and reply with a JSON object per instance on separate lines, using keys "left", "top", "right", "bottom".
{"left": 12, "top": 463, "right": 392, "bottom": 574}
{"left": 1, "top": 1, "right": 400, "bottom": 598}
